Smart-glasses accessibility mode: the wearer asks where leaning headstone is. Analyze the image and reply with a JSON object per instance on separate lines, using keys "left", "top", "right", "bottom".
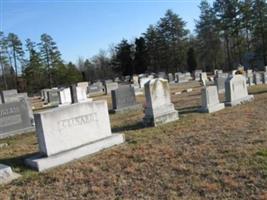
{"left": 105, "top": 82, "right": 119, "bottom": 95}
{"left": 199, "top": 86, "right": 225, "bottom": 113}
{"left": 0, "top": 101, "right": 34, "bottom": 139}
{"left": 143, "top": 78, "right": 179, "bottom": 126}
{"left": 25, "top": 101, "right": 125, "bottom": 171}
{"left": 0, "top": 164, "right": 20, "bottom": 184}
{"left": 111, "top": 85, "right": 141, "bottom": 112}
{"left": 254, "top": 72, "right": 263, "bottom": 85}
{"left": 225, "top": 75, "right": 254, "bottom": 106}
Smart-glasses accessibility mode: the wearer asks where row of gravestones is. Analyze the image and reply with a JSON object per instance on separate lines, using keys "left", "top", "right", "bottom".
{"left": 0, "top": 73, "right": 254, "bottom": 183}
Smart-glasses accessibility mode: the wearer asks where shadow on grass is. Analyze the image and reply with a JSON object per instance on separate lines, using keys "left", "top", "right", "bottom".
{"left": 178, "top": 106, "right": 200, "bottom": 115}
{"left": 249, "top": 90, "right": 267, "bottom": 95}
{"left": 112, "top": 121, "right": 145, "bottom": 133}
{"left": 0, "top": 152, "right": 36, "bottom": 172}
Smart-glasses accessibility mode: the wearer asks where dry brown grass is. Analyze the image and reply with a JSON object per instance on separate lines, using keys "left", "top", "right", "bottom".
{"left": 0, "top": 82, "right": 267, "bottom": 199}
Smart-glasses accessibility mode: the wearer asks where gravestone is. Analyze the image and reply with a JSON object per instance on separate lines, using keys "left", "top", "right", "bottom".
{"left": 158, "top": 72, "right": 166, "bottom": 79}
{"left": 0, "top": 101, "right": 34, "bottom": 139}
{"left": 105, "top": 82, "right": 119, "bottom": 95}
{"left": 59, "top": 88, "right": 72, "bottom": 106}
{"left": 88, "top": 84, "right": 106, "bottom": 97}
{"left": 176, "top": 73, "right": 187, "bottom": 83}
{"left": 200, "top": 72, "right": 208, "bottom": 85}
{"left": 47, "top": 90, "right": 60, "bottom": 106}
{"left": 194, "top": 70, "right": 202, "bottom": 81}
{"left": 263, "top": 72, "right": 267, "bottom": 84}
{"left": 199, "top": 86, "right": 225, "bottom": 113}
{"left": 77, "top": 82, "right": 89, "bottom": 95}
{"left": 70, "top": 84, "right": 78, "bottom": 104}
{"left": 185, "top": 72, "right": 192, "bottom": 81}
{"left": 0, "top": 89, "right": 18, "bottom": 103}
{"left": 215, "top": 73, "right": 228, "bottom": 93}
{"left": 143, "top": 78, "right": 179, "bottom": 126}
{"left": 225, "top": 75, "right": 254, "bottom": 106}
{"left": 139, "top": 77, "right": 151, "bottom": 88}
{"left": 132, "top": 75, "right": 139, "bottom": 88}
{"left": 25, "top": 100, "right": 125, "bottom": 171}
{"left": 168, "top": 73, "right": 174, "bottom": 83}
{"left": 76, "top": 86, "right": 89, "bottom": 102}
{"left": 0, "top": 164, "right": 20, "bottom": 184}
{"left": 254, "top": 72, "right": 263, "bottom": 85}
{"left": 111, "top": 85, "right": 141, "bottom": 112}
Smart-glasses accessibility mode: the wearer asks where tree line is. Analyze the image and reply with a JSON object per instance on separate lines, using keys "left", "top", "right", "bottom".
{"left": 0, "top": 0, "right": 266, "bottom": 93}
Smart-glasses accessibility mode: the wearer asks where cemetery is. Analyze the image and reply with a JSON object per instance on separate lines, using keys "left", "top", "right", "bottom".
{"left": 1, "top": 1, "right": 267, "bottom": 198}
{"left": 0, "top": 69, "right": 267, "bottom": 199}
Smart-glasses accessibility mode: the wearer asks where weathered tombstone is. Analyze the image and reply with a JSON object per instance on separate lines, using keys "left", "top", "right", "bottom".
{"left": 88, "top": 84, "right": 106, "bottom": 97}
{"left": 215, "top": 73, "right": 228, "bottom": 93}
{"left": 143, "top": 78, "right": 179, "bottom": 126}
{"left": 76, "top": 86, "right": 89, "bottom": 102}
{"left": 200, "top": 72, "right": 208, "bottom": 85}
{"left": 225, "top": 75, "right": 254, "bottom": 106}
{"left": 199, "top": 86, "right": 225, "bottom": 113}
{"left": 185, "top": 72, "right": 192, "bottom": 81}
{"left": 168, "top": 73, "right": 174, "bottom": 83}
{"left": 132, "top": 75, "right": 139, "bottom": 87}
{"left": 176, "top": 73, "right": 187, "bottom": 83}
{"left": 0, "top": 164, "right": 20, "bottom": 184}
{"left": 59, "top": 88, "right": 72, "bottom": 106}
{"left": 105, "top": 82, "right": 119, "bottom": 95}
{"left": 254, "top": 72, "right": 263, "bottom": 85}
{"left": 111, "top": 85, "right": 141, "bottom": 112}
{"left": 77, "top": 82, "right": 89, "bottom": 95}
{"left": 194, "top": 70, "right": 202, "bottom": 81}
{"left": 70, "top": 84, "right": 78, "bottom": 104}
{"left": 0, "top": 101, "right": 34, "bottom": 139}
{"left": 0, "top": 89, "right": 18, "bottom": 103}
{"left": 25, "top": 101, "right": 125, "bottom": 171}
{"left": 47, "top": 90, "right": 60, "bottom": 106}
{"left": 263, "top": 72, "right": 267, "bottom": 84}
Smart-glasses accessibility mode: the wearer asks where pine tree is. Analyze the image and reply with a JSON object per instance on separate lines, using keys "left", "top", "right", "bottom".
{"left": 134, "top": 37, "right": 148, "bottom": 74}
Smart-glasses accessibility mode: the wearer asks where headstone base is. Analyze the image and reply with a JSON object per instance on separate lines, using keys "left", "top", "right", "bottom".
{"left": 0, "top": 127, "right": 35, "bottom": 139}
{"left": 143, "top": 110, "right": 179, "bottom": 127}
{"left": 25, "top": 134, "right": 125, "bottom": 172}
{"left": 199, "top": 103, "right": 225, "bottom": 113}
{"left": 225, "top": 95, "right": 254, "bottom": 107}
{"left": 0, "top": 164, "right": 21, "bottom": 184}
{"left": 113, "top": 104, "right": 142, "bottom": 113}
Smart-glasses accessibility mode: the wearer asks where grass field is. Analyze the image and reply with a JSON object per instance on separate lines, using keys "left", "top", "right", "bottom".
{"left": 0, "top": 82, "right": 267, "bottom": 199}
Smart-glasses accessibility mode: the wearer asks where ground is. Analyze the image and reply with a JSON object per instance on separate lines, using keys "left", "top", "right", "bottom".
{"left": 0, "top": 82, "right": 267, "bottom": 200}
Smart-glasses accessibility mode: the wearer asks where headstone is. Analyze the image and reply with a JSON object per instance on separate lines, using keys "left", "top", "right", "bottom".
{"left": 215, "top": 73, "right": 228, "bottom": 93}
{"left": 111, "top": 85, "right": 141, "bottom": 112}
{"left": 47, "top": 90, "right": 60, "bottom": 106}
{"left": 175, "top": 73, "right": 187, "bottom": 83}
{"left": 70, "top": 84, "right": 78, "bottom": 104}
{"left": 105, "top": 82, "right": 119, "bottom": 95}
{"left": 254, "top": 72, "right": 263, "bottom": 85}
{"left": 158, "top": 72, "right": 166, "bottom": 79}
{"left": 143, "top": 78, "right": 179, "bottom": 126}
{"left": 168, "top": 73, "right": 174, "bottom": 83}
{"left": 139, "top": 77, "right": 151, "bottom": 88}
{"left": 185, "top": 72, "right": 192, "bottom": 81}
{"left": 263, "top": 72, "right": 267, "bottom": 84}
{"left": 77, "top": 82, "right": 89, "bottom": 94}
{"left": 0, "top": 101, "right": 34, "bottom": 139}
{"left": 59, "top": 88, "right": 72, "bottom": 106}
{"left": 265, "top": 66, "right": 267, "bottom": 72}
{"left": 0, "top": 164, "right": 20, "bottom": 184}
{"left": 25, "top": 101, "right": 125, "bottom": 171}
{"left": 0, "top": 89, "right": 18, "bottom": 103}
{"left": 88, "top": 84, "right": 106, "bottom": 97}
{"left": 225, "top": 75, "right": 254, "bottom": 106}
{"left": 199, "top": 86, "right": 225, "bottom": 113}
{"left": 194, "top": 70, "right": 202, "bottom": 81}
{"left": 76, "top": 86, "right": 89, "bottom": 102}
{"left": 200, "top": 72, "right": 208, "bottom": 85}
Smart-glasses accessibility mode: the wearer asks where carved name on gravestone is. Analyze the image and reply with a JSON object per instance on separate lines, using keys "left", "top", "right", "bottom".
{"left": 111, "top": 85, "right": 141, "bottom": 112}
{"left": 143, "top": 78, "right": 179, "bottom": 126}
{"left": 0, "top": 101, "right": 34, "bottom": 139}
{"left": 25, "top": 100, "right": 124, "bottom": 171}
{"left": 199, "top": 86, "right": 225, "bottom": 113}
{"left": 225, "top": 75, "right": 254, "bottom": 106}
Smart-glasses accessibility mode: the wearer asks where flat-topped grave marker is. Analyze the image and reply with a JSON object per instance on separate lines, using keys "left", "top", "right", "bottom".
{"left": 25, "top": 100, "right": 124, "bottom": 171}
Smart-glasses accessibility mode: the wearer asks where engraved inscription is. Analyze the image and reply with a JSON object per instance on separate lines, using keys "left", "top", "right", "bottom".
{"left": 57, "top": 113, "right": 98, "bottom": 132}
{"left": 0, "top": 114, "right": 22, "bottom": 127}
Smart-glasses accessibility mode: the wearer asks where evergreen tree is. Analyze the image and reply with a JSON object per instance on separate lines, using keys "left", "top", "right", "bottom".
{"left": 134, "top": 37, "right": 148, "bottom": 74}
{"left": 187, "top": 47, "right": 197, "bottom": 73}
{"left": 0, "top": 32, "right": 9, "bottom": 89}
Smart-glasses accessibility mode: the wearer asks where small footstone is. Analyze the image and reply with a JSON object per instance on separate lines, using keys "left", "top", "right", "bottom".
{"left": 0, "top": 164, "right": 21, "bottom": 184}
